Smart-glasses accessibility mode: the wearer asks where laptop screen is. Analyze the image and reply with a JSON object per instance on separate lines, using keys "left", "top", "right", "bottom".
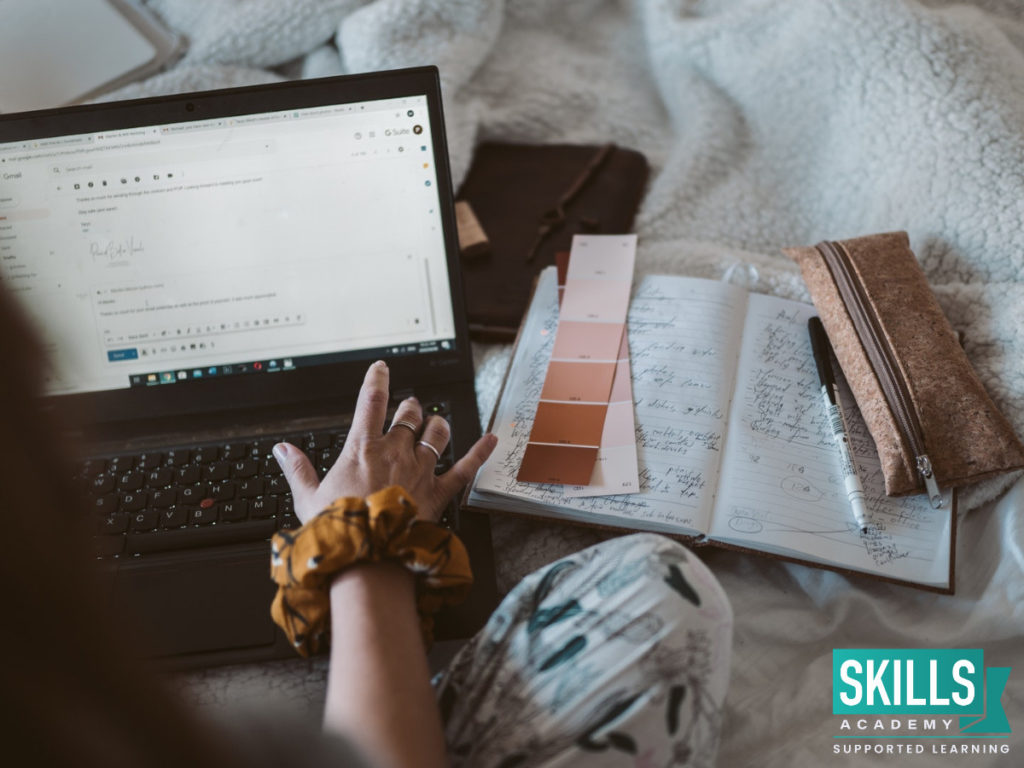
{"left": 0, "top": 94, "right": 456, "bottom": 396}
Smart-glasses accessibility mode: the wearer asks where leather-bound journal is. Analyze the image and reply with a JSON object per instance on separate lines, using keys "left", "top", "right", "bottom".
{"left": 456, "top": 142, "right": 648, "bottom": 340}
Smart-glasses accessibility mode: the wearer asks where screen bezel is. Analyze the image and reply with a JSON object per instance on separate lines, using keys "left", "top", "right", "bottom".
{"left": 0, "top": 67, "right": 475, "bottom": 425}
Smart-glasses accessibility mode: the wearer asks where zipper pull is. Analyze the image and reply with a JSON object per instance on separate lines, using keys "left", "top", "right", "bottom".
{"left": 916, "top": 455, "right": 944, "bottom": 509}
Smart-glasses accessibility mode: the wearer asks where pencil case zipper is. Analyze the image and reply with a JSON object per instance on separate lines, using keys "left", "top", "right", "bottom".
{"left": 815, "top": 240, "right": 944, "bottom": 508}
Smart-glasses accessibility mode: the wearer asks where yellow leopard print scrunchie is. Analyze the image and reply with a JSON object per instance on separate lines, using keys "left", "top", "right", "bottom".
{"left": 270, "top": 486, "right": 473, "bottom": 656}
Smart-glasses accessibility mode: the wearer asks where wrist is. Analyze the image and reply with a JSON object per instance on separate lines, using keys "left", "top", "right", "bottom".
{"left": 330, "top": 559, "right": 416, "bottom": 602}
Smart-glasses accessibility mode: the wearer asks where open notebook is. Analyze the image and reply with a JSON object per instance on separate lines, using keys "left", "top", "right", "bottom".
{"left": 467, "top": 267, "right": 956, "bottom": 592}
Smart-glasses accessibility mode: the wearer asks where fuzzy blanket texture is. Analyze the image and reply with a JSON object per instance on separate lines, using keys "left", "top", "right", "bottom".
{"left": 110, "top": 1, "right": 1024, "bottom": 765}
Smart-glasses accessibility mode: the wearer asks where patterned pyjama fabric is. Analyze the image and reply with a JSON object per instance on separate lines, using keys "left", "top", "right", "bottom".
{"left": 434, "top": 533, "right": 733, "bottom": 768}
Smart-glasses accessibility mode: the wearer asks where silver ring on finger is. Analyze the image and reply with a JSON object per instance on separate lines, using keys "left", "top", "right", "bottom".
{"left": 389, "top": 419, "right": 418, "bottom": 435}
{"left": 417, "top": 440, "right": 441, "bottom": 461}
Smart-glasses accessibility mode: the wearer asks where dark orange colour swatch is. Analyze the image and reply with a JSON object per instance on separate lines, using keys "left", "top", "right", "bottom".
{"left": 518, "top": 444, "right": 601, "bottom": 485}
{"left": 540, "top": 361, "right": 617, "bottom": 403}
{"left": 528, "top": 402, "right": 608, "bottom": 446}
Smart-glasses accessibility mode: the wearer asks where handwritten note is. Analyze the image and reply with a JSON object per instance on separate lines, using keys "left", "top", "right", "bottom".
{"left": 709, "top": 293, "right": 952, "bottom": 587}
{"left": 471, "top": 268, "right": 748, "bottom": 535}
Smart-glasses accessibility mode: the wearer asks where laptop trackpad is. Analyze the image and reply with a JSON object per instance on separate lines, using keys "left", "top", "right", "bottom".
{"left": 113, "top": 547, "right": 277, "bottom": 657}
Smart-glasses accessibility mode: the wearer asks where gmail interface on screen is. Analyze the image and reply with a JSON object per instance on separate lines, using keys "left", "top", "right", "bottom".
{"left": 0, "top": 95, "right": 456, "bottom": 395}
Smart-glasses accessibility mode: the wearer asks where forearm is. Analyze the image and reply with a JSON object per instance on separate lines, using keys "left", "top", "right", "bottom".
{"left": 322, "top": 562, "right": 447, "bottom": 768}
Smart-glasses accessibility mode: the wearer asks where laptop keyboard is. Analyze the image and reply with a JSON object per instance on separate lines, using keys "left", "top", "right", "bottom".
{"left": 80, "top": 402, "right": 456, "bottom": 559}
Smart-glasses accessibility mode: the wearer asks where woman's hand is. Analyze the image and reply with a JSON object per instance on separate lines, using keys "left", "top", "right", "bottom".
{"left": 272, "top": 360, "right": 497, "bottom": 524}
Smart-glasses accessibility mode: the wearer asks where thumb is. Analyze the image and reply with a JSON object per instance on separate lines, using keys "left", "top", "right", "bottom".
{"left": 273, "top": 442, "right": 319, "bottom": 510}
{"left": 436, "top": 433, "right": 498, "bottom": 501}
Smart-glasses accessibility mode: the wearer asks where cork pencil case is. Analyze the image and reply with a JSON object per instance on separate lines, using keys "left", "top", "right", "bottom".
{"left": 785, "top": 231, "right": 1024, "bottom": 506}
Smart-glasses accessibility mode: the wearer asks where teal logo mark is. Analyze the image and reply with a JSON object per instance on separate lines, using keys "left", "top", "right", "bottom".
{"left": 833, "top": 649, "right": 1011, "bottom": 734}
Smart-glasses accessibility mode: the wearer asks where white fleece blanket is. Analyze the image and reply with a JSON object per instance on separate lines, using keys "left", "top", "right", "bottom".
{"left": 118, "top": 1, "right": 1024, "bottom": 763}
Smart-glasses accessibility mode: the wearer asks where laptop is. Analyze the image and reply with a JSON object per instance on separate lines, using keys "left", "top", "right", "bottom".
{"left": 0, "top": 66, "right": 497, "bottom": 669}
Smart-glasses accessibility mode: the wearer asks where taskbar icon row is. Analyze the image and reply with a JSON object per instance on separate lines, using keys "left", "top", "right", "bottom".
{"left": 130, "top": 358, "right": 295, "bottom": 387}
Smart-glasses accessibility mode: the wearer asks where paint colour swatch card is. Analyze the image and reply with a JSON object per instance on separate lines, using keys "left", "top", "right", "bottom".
{"left": 552, "top": 249, "right": 641, "bottom": 496}
{"left": 468, "top": 267, "right": 956, "bottom": 592}
{"left": 517, "top": 235, "right": 637, "bottom": 486}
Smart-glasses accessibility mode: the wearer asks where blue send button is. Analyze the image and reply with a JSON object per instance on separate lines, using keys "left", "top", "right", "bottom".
{"left": 107, "top": 348, "right": 139, "bottom": 362}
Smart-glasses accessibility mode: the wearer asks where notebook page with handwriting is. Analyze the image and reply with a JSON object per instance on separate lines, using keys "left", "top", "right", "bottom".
{"left": 470, "top": 268, "right": 748, "bottom": 536}
{"left": 708, "top": 293, "right": 952, "bottom": 588}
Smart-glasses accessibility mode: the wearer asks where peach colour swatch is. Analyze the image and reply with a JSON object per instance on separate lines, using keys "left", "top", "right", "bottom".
{"left": 550, "top": 321, "right": 623, "bottom": 361}
{"left": 517, "top": 235, "right": 637, "bottom": 486}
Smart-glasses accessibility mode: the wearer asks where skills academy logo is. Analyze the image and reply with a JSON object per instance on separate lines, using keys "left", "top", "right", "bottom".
{"left": 831, "top": 649, "right": 1012, "bottom": 759}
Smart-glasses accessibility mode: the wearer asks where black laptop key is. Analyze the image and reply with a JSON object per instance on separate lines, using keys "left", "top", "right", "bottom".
{"left": 220, "top": 443, "right": 248, "bottom": 460}
{"left": 204, "top": 461, "right": 231, "bottom": 481}
{"left": 126, "top": 519, "right": 276, "bottom": 555}
{"left": 190, "top": 506, "right": 218, "bottom": 526}
{"left": 119, "top": 492, "right": 148, "bottom": 513}
{"left": 317, "top": 453, "right": 335, "bottom": 477}
{"left": 146, "top": 467, "right": 174, "bottom": 488}
{"left": 194, "top": 446, "right": 219, "bottom": 463}
{"left": 151, "top": 489, "right": 176, "bottom": 509}
{"left": 220, "top": 500, "right": 248, "bottom": 522}
{"left": 91, "top": 474, "right": 116, "bottom": 495}
{"left": 92, "top": 494, "right": 118, "bottom": 515}
{"left": 176, "top": 465, "right": 201, "bottom": 484}
{"left": 166, "top": 449, "right": 190, "bottom": 466}
{"left": 261, "top": 458, "right": 284, "bottom": 476}
{"left": 300, "top": 432, "right": 329, "bottom": 452}
{"left": 98, "top": 513, "right": 130, "bottom": 535}
{"left": 232, "top": 459, "right": 258, "bottom": 478}
{"left": 130, "top": 510, "right": 159, "bottom": 533}
{"left": 277, "top": 514, "right": 299, "bottom": 531}
{"left": 253, "top": 438, "right": 277, "bottom": 457}
{"left": 108, "top": 455, "right": 136, "bottom": 472}
{"left": 210, "top": 482, "right": 235, "bottom": 501}
{"left": 179, "top": 484, "right": 209, "bottom": 504}
{"left": 250, "top": 497, "right": 276, "bottom": 519}
{"left": 137, "top": 452, "right": 164, "bottom": 470}
{"left": 265, "top": 475, "right": 288, "bottom": 495}
{"left": 118, "top": 472, "right": 145, "bottom": 492}
{"left": 237, "top": 478, "right": 263, "bottom": 498}
{"left": 160, "top": 508, "right": 189, "bottom": 529}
